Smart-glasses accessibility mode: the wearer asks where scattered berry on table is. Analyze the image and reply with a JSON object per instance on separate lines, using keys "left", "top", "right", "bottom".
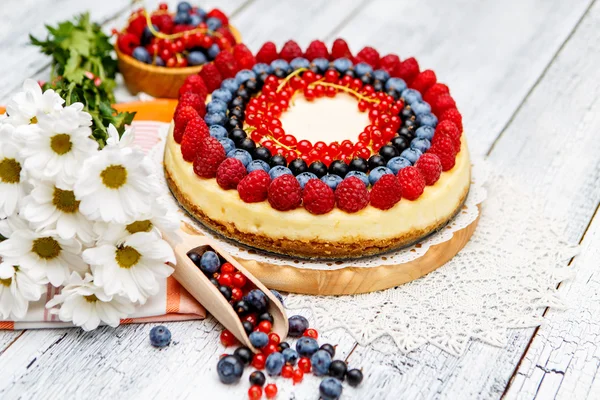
{"left": 248, "top": 385, "right": 262, "bottom": 400}
{"left": 249, "top": 370, "right": 266, "bottom": 386}
{"left": 217, "top": 355, "right": 244, "bottom": 384}
{"left": 303, "top": 328, "right": 318, "bottom": 339}
{"left": 320, "top": 377, "right": 343, "bottom": 400}
{"left": 282, "top": 348, "right": 299, "bottom": 365}
{"left": 288, "top": 315, "right": 309, "bottom": 337}
{"left": 346, "top": 368, "right": 364, "bottom": 387}
{"left": 264, "top": 383, "right": 278, "bottom": 399}
{"left": 149, "top": 326, "right": 171, "bottom": 348}
{"left": 298, "top": 357, "right": 312, "bottom": 373}
{"left": 328, "top": 360, "right": 348, "bottom": 381}
{"left": 296, "top": 337, "right": 319, "bottom": 357}
{"left": 252, "top": 353, "right": 267, "bottom": 370}
{"left": 234, "top": 346, "right": 253, "bottom": 366}
{"left": 220, "top": 330, "right": 237, "bottom": 347}
{"left": 292, "top": 368, "right": 304, "bottom": 384}
{"left": 265, "top": 352, "right": 285, "bottom": 376}
{"left": 319, "top": 343, "right": 336, "bottom": 358}
{"left": 281, "top": 364, "right": 295, "bottom": 378}
{"left": 311, "top": 349, "right": 332, "bottom": 376}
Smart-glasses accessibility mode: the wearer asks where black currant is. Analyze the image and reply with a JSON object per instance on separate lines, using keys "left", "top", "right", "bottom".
{"left": 238, "top": 138, "right": 257, "bottom": 154}
{"left": 308, "top": 161, "right": 328, "bottom": 178}
{"left": 387, "top": 89, "right": 399, "bottom": 100}
{"left": 373, "top": 80, "right": 384, "bottom": 92}
{"left": 234, "top": 346, "right": 253, "bottom": 366}
{"left": 274, "top": 69, "right": 287, "bottom": 78}
{"left": 226, "top": 117, "right": 241, "bottom": 131}
{"left": 244, "top": 79, "right": 258, "bottom": 94}
{"left": 249, "top": 371, "right": 266, "bottom": 386}
{"left": 209, "top": 277, "right": 219, "bottom": 287}
{"left": 329, "top": 160, "right": 349, "bottom": 178}
{"left": 349, "top": 157, "right": 368, "bottom": 173}
{"left": 229, "top": 107, "right": 244, "bottom": 120}
{"left": 346, "top": 369, "right": 364, "bottom": 387}
{"left": 368, "top": 155, "right": 386, "bottom": 170}
{"left": 235, "top": 88, "right": 250, "bottom": 102}
{"left": 361, "top": 74, "right": 373, "bottom": 85}
{"left": 398, "top": 127, "right": 414, "bottom": 140}
{"left": 391, "top": 136, "right": 410, "bottom": 152}
{"left": 234, "top": 300, "right": 250, "bottom": 315}
{"left": 242, "top": 320, "right": 253, "bottom": 335}
{"left": 258, "top": 312, "right": 274, "bottom": 324}
{"left": 231, "top": 96, "right": 245, "bottom": 108}
{"left": 328, "top": 360, "right": 347, "bottom": 381}
{"left": 379, "top": 145, "right": 399, "bottom": 161}
{"left": 219, "top": 286, "right": 232, "bottom": 300}
{"left": 254, "top": 146, "right": 272, "bottom": 162}
{"left": 229, "top": 128, "right": 247, "bottom": 145}
{"left": 400, "top": 107, "right": 414, "bottom": 120}
{"left": 320, "top": 343, "right": 336, "bottom": 358}
{"left": 278, "top": 342, "right": 291, "bottom": 352}
{"left": 344, "top": 69, "right": 355, "bottom": 78}
{"left": 404, "top": 119, "right": 416, "bottom": 130}
{"left": 188, "top": 251, "right": 201, "bottom": 267}
{"left": 269, "top": 154, "right": 287, "bottom": 168}
{"left": 289, "top": 158, "right": 308, "bottom": 175}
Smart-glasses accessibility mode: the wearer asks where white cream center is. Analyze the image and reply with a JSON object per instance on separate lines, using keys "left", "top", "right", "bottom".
{"left": 279, "top": 93, "right": 370, "bottom": 144}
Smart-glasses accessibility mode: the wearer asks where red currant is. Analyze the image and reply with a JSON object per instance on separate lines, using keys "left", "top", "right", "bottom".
{"left": 292, "top": 368, "right": 304, "bottom": 384}
{"left": 304, "top": 88, "right": 316, "bottom": 101}
{"left": 322, "top": 155, "right": 333, "bottom": 167}
{"left": 325, "top": 86, "right": 337, "bottom": 97}
{"left": 158, "top": 2, "right": 168, "bottom": 10}
{"left": 314, "top": 84, "right": 325, "bottom": 98}
{"left": 325, "top": 69, "right": 339, "bottom": 83}
{"left": 304, "top": 70, "right": 316, "bottom": 83}
{"left": 297, "top": 140, "right": 312, "bottom": 154}
{"left": 248, "top": 385, "right": 262, "bottom": 400}
{"left": 281, "top": 365, "right": 294, "bottom": 378}
{"left": 268, "top": 333, "right": 281, "bottom": 345}
{"left": 218, "top": 273, "right": 232, "bottom": 287}
{"left": 243, "top": 314, "right": 257, "bottom": 326}
{"left": 252, "top": 353, "right": 266, "bottom": 369}
{"left": 303, "top": 328, "right": 318, "bottom": 339}
{"left": 220, "top": 330, "right": 237, "bottom": 347}
{"left": 166, "top": 57, "right": 176, "bottom": 68}
{"left": 358, "top": 100, "right": 369, "bottom": 112}
{"left": 262, "top": 343, "right": 278, "bottom": 355}
{"left": 258, "top": 320, "right": 272, "bottom": 333}
{"left": 232, "top": 272, "right": 247, "bottom": 288}
{"left": 231, "top": 287, "right": 243, "bottom": 302}
{"left": 264, "top": 383, "right": 278, "bottom": 399}
{"left": 280, "top": 134, "right": 297, "bottom": 147}
{"left": 298, "top": 358, "right": 311, "bottom": 373}
{"left": 357, "top": 148, "right": 371, "bottom": 159}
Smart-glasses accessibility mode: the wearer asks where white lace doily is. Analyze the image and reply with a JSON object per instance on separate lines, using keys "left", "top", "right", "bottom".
{"left": 150, "top": 125, "right": 488, "bottom": 269}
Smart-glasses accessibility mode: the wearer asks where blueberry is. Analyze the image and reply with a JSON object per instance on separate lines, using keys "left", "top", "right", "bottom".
{"left": 189, "top": 13, "right": 203, "bottom": 27}
{"left": 187, "top": 51, "right": 207, "bottom": 66}
{"left": 149, "top": 325, "right": 171, "bottom": 348}
{"left": 269, "top": 165, "right": 293, "bottom": 180}
{"left": 346, "top": 369, "right": 364, "bottom": 387}
{"left": 174, "top": 12, "right": 191, "bottom": 25}
{"left": 270, "top": 289, "right": 284, "bottom": 305}
{"left": 296, "top": 172, "right": 318, "bottom": 189}
{"left": 271, "top": 59, "right": 291, "bottom": 74}
{"left": 320, "top": 377, "right": 343, "bottom": 400}
{"left": 253, "top": 63, "right": 273, "bottom": 75}
{"left": 282, "top": 348, "right": 299, "bottom": 365}
{"left": 249, "top": 331, "right": 269, "bottom": 348}
{"left": 204, "top": 112, "right": 227, "bottom": 126}
{"left": 234, "top": 346, "right": 253, "bottom": 366}
{"left": 199, "top": 251, "right": 220, "bottom": 274}
{"left": 245, "top": 289, "right": 268, "bottom": 312}
{"left": 333, "top": 57, "right": 353, "bottom": 73}
{"left": 235, "top": 69, "right": 256, "bottom": 85}
{"left": 247, "top": 159, "right": 270, "bottom": 173}
{"left": 141, "top": 25, "right": 159, "bottom": 46}
{"left": 411, "top": 137, "right": 431, "bottom": 152}
{"left": 154, "top": 56, "right": 165, "bottom": 67}
{"left": 385, "top": 77, "right": 407, "bottom": 93}
{"left": 373, "top": 69, "right": 390, "bottom": 82}
{"left": 311, "top": 349, "right": 332, "bottom": 376}
{"left": 242, "top": 320, "right": 253, "bottom": 335}
{"left": 207, "top": 43, "right": 221, "bottom": 60}
{"left": 132, "top": 47, "right": 151, "bottom": 63}
{"left": 265, "top": 352, "right": 285, "bottom": 376}
{"left": 290, "top": 57, "right": 310, "bottom": 70}
{"left": 249, "top": 371, "right": 266, "bottom": 386}
{"left": 219, "top": 138, "right": 236, "bottom": 154}
{"left": 296, "top": 337, "right": 319, "bottom": 357}
{"left": 176, "top": 1, "right": 192, "bottom": 13}
{"left": 217, "top": 355, "right": 244, "bottom": 384}
{"left": 368, "top": 166, "right": 393, "bottom": 185}
{"left": 320, "top": 343, "right": 336, "bottom": 358}
{"left": 401, "top": 147, "right": 423, "bottom": 164}
{"left": 415, "top": 125, "right": 435, "bottom": 140}
{"left": 387, "top": 156, "right": 412, "bottom": 174}
{"left": 328, "top": 360, "right": 347, "bottom": 380}
{"left": 227, "top": 149, "right": 253, "bottom": 167}
{"left": 210, "top": 125, "right": 228, "bottom": 139}
{"left": 212, "top": 89, "right": 233, "bottom": 104}
{"left": 417, "top": 112, "right": 438, "bottom": 128}
{"left": 207, "top": 99, "right": 228, "bottom": 114}
{"left": 310, "top": 58, "right": 330, "bottom": 74}
{"left": 321, "top": 174, "right": 343, "bottom": 190}
{"left": 354, "top": 62, "right": 373, "bottom": 77}
{"left": 308, "top": 161, "right": 328, "bottom": 178}
{"left": 345, "top": 171, "right": 369, "bottom": 187}
{"left": 411, "top": 101, "right": 431, "bottom": 117}
{"left": 401, "top": 88, "right": 423, "bottom": 105}
{"left": 288, "top": 315, "right": 309, "bottom": 337}
{"left": 206, "top": 17, "right": 222, "bottom": 30}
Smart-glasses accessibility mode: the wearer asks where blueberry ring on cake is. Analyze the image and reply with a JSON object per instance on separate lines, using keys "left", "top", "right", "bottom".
{"left": 164, "top": 39, "right": 470, "bottom": 259}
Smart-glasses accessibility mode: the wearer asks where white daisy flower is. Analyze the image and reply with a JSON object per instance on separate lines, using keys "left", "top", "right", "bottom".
{"left": 74, "top": 147, "right": 156, "bottom": 224}
{"left": 0, "top": 125, "right": 28, "bottom": 218}
{"left": 105, "top": 123, "right": 135, "bottom": 149}
{"left": 46, "top": 272, "right": 135, "bottom": 331}
{"left": 83, "top": 232, "right": 174, "bottom": 304}
{"left": 20, "top": 104, "right": 98, "bottom": 187}
{"left": 0, "top": 229, "right": 87, "bottom": 287}
{"left": 0, "top": 260, "right": 46, "bottom": 320}
{"left": 4, "top": 79, "right": 64, "bottom": 126}
{"left": 20, "top": 180, "right": 96, "bottom": 244}
{"left": 0, "top": 214, "right": 30, "bottom": 240}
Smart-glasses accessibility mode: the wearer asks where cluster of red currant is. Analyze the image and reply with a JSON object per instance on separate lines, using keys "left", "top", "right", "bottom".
{"left": 243, "top": 70, "right": 403, "bottom": 166}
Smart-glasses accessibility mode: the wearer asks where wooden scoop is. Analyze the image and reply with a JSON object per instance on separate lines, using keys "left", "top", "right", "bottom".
{"left": 163, "top": 222, "right": 288, "bottom": 352}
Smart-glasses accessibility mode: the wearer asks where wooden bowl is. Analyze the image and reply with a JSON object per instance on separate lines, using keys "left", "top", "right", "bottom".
{"left": 116, "top": 25, "right": 242, "bottom": 99}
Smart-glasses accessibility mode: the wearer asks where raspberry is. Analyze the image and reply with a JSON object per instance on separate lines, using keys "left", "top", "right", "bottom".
{"left": 355, "top": 46, "right": 380, "bottom": 69}
{"left": 179, "top": 75, "right": 208, "bottom": 101}
{"left": 303, "top": 179, "right": 335, "bottom": 215}
{"left": 238, "top": 170, "right": 270, "bottom": 203}
{"left": 432, "top": 94, "right": 456, "bottom": 116}
{"left": 394, "top": 57, "right": 420, "bottom": 85}
{"left": 193, "top": 137, "right": 226, "bottom": 178}
{"left": 370, "top": 174, "right": 402, "bottom": 210}
{"left": 174, "top": 106, "right": 199, "bottom": 143}
{"left": 232, "top": 44, "right": 256, "bottom": 69}
{"left": 279, "top": 40, "right": 303, "bottom": 63}
{"left": 435, "top": 120, "right": 461, "bottom": 150}
{"left": 216, "top": 27, "right": 237, "bottom": 48}
{"left": 331, "top": 38, "right": 353, "bottom": 60}
{"left": 411, "top": 70, "right": 437, "bottom": 94}
{"left": 423, "top": 83, "right": 450, "bottom": 106}
{"left": 173, "top": 125, "right": 186, "bottom": 144}
{"left": 335, "top": 177, "right": 369, "bottom": 213}
{"left": 304, "top": 40, "right": 329, "bottom": 61}
{"left": 439, "top": 108, "right": 463, "bottom": 132}
{"left": 198, "top": 63, "right": 223, "bottom": 92}
{"left": 268, "top": 174, "right": 302, "bottom": 211}
{"left": 429, "top": 135, "right": 457, "bottom": 171}
{"left": 216, "top": 157, "right": 247, "bottom": 189}
{"left": 207, "top": 8, "right": 229, "bottom": 26}
{"left": 256, "top": 42, "right": 278, "bottom": 64}
{"left": 177, "top": 92, "right": 206, "bottom": 116}
{"left": 415, "top": 153, "right": 442, "bottom": 185}
{"left": 126, "top": 15, "right": 146, "bottom": 38}
{"left": 379, "top": 54, "right": 401, "bottom": 75}
{"left": 397, "top": 166, "right": 426, "bottom": 201}
{"left": 214, "top": 50, "right": 240, "bottom": 79}
{"left": 152, "top": 14, "right": 174, "bottom": 35}
{"left": 117, "top": 33, "right": 140, "bottom": 56}
{"left": 181, "top": 117, "right": 209, "bottom": 161}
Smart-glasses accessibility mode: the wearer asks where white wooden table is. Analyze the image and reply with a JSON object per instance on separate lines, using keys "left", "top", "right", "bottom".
{"left": 1, "top": 0, "right": 599, "bottom": 398}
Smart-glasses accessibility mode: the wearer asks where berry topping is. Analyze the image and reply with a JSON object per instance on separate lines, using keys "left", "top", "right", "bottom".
{"left": 279, "top": 40, "right": 303, "bottom": 62}
{"left": 216, "top": 157, "right": 247, "bottom": 189}
{"left": 181, "top": 117, "right": 209, "bottom": 161}
{"left": 268, "top": 174, "right": 302, "bottom": 211}
{"left": 178, "top": 92, "right": 206, "bottom": 115}
{"left": 423, "top": 83, "right": 450, "bottom": 106}
{"left": 439, "top": 108, "right": 463, "bottom": 132}
{"left": 435, "top": 120, "right": 461, "bottom": 150}
{"left": 355, "top": 46, "right": 380, "bottom": 69}
{"left": 370, "top": 174, "right": 402, "bottom": 210}
{"left": 198, "top": 63, "right": 223, "bottom": 92}
{"left": 206, "top": 8, "right": 229, "bottom": 26}
{"left": 379, "top": 54, "right": 401, "bottom": 75}
{"left": 232, "top": 44, "right": 256, "bottom": 70}
{"left": 432, "top": 94, "right": 457, "bottom": 116}
{"left": 149, "top": 325, "right": 171, "bottom": 348}
{"left": 193, "top": 136, "right": 226, "bottom": 178}
{"left": 429, "top": 135, "right": 457, "bottom": 171}
{"left": 411, "top": 69, "right": 437, "bottom": 93}
{"left": 304, "top": 40, "right": 329, "bottom": 61}
{"left": 256, "top": 41, "right": 278, "bottom": 64}
{"left": 335, "top": 177, "right": 369, "bottom": 213}
{"left": 214, "top": 50, "right": 240, "bottom": 79}
{"left": 173, "top": 106, "right": 200, "bottom": 143}
{"left": 238, "top": 170, "right": 270, "bottom": 203}
{"left": 415, "top": 153, "right": 443, "bottom": 185}
{"left": 303, "top": 179, "right": 335, "bottom": 215}
{"left": 331, "top": 38, "right": 353, "bottom": 60}
{"left": 395, "top": 57, "right": 420, "bottom": 85}
{"left": 397, "top": 166, "right": 426, "bottom": 200}
{"left": 179, "top": 75, "right": 208, "bottom": 101}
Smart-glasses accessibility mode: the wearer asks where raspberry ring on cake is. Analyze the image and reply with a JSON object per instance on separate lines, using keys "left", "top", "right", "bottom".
{"left": 164, "top": 39, "right": 470, "bottom": 259}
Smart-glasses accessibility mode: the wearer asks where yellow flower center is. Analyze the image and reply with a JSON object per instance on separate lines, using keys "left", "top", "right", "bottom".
{"left": 0, "top": 278, "right": 11, "bottom": 287}
{"left": 126, "top": 220, "right": 153, "bottom": 234}
{"left": 100, "top": 165, "right": 127, "bottom": 189}
{"left": 30, "top": 116, "right": 38, "bottom": 124}
{"left": 84, "top": 294, "right": 98, "bottom": 303}
{"left": 31, "top": 237, "right": 61, "bottom": 260}
{"left": 115, "top": 245, "right": 141, "bottom": 269}
{"left": 50, "top": 134, "right": 73, "bottom": 155}
{"left": 52, "top": 187, "right": 80, "bottom": 214}
{"left": 0, "top": 158, "right": 21, "bottom": 184}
